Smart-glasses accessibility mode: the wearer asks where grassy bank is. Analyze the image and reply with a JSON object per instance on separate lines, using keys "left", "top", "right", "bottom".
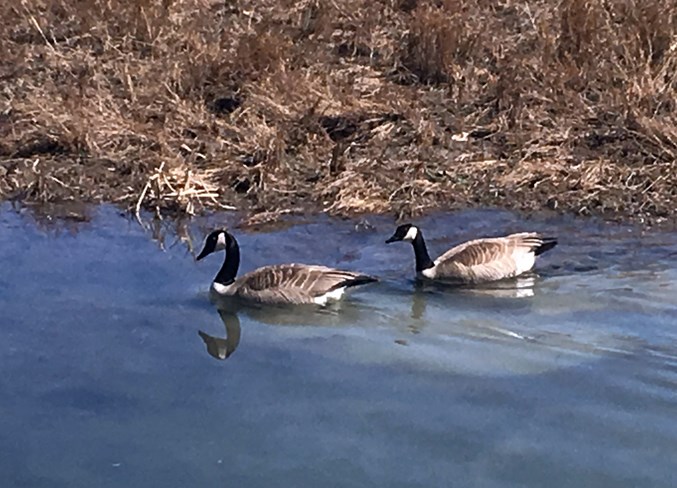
{"left": 1, "top": 0, "right": 676, "bottom": 224}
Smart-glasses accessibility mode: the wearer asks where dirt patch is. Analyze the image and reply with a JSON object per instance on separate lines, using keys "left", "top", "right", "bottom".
{"left": 1, "top": 0, "right": 676, "bottom": 225}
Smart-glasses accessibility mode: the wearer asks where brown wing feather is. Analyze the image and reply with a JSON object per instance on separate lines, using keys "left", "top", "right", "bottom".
{"left": 434, "top": 233, "right": 546, "bottom": 283}
{"left": 234, "top": 264, "right": 371, "bottom": 304}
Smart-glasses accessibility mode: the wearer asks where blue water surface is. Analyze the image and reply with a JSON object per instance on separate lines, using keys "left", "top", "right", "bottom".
{"left": 1, "top": 206, "right": 676, "bottom": 487}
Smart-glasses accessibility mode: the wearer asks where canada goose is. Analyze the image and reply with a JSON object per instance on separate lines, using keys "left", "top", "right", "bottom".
{"left": 196, "top": 229, "right": 377, "bottom": 305}
{"left": 385, "top": 223, "right": 557, "bottom": 284}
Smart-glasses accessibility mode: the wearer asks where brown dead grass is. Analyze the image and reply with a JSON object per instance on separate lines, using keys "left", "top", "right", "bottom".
{"left": 0, "top": 0, "right": 676, "bottom": 224}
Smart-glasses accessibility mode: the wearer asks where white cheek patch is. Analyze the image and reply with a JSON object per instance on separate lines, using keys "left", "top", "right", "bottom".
{"left": 403, "top": 226, "right": 418, "bottom": 242}
{"left": 216, "top": 232, "right": 227, "bottom": 250}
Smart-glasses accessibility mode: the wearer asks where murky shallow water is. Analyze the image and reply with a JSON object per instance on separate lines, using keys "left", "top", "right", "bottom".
{"left": 1, "top": 206, "right": 676, "bottom": 487}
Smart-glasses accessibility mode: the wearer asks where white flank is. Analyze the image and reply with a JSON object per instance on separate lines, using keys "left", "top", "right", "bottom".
{"left": 403, "top": 226, "right": 419, "bottom": 242}
{"left": 313, "top": 287, "right": 346, "bottom": 305}
{"left": 513, "top": 251, "right": 536, "bottom": 276}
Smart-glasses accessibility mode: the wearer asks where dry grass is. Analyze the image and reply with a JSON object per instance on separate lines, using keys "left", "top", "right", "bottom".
{"left": 1, "top": 0, "right": 676, "bottom": 224}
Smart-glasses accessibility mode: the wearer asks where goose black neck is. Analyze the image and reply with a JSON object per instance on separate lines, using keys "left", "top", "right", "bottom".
{"left": 215, "top": 233, "right": 240, "bottom": 285}
{"left": 411, "top": 231, "right": 435, "bottom": 272}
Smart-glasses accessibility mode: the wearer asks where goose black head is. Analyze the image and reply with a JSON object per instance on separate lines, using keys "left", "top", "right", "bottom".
{"left": 196, "top": 229, "right": 229, "bottom": 261}
{"left": 385, "top": 223, "right": 419, "bottom": 244}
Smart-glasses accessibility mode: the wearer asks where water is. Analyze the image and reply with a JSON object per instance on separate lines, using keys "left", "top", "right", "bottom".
{"left": 1, "top": 206, "right": 676, "bottom": 487}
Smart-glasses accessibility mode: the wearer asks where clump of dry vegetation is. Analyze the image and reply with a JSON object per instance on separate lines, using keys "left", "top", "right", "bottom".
{"left": 0, "top": 0, "right": 675, "bottom": 224}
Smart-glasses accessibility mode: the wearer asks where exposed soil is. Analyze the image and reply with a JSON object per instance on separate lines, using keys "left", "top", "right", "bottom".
{"left": 1, "top": 0, "right": 676, "bottom": 225}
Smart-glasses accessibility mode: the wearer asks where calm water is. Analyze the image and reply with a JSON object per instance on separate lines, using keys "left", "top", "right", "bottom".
{"left": 1, "top": 206, "right": 676, "bottom": 487}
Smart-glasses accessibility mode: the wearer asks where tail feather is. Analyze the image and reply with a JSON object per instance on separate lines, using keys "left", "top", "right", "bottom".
{"left": 534, "top": 238, "right": 558, "bottom": 256}
{"left": 331, "top": 274, "right": 378, "bottom": 290}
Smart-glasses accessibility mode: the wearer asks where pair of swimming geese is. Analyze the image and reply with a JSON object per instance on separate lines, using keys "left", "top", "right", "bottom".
{"left": 197, "top": 223, "right": 558, "bottom": 306}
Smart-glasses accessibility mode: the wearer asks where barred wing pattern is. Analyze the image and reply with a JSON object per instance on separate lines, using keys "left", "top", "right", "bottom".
{"left": 234, "top": 264, "right": 373, "bottom": 304}
{"left": 433, "top": 233, "right": 551, "bottom": 283}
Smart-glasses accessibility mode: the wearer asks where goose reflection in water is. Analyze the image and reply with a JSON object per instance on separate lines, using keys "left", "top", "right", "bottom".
{"left": 411, "top": 274, "right": 538, "bottom": 300}
{"left": 197, "top": 298, "right": 377, "bottom": 361}
{"left": 400, "top": 275, "right": 540, "bottom": 341}
{"left": 198, "top": 309, "right": 242, "bottom": 360}
{"left": 198, "top": 274, "right": 540, "bottom": 360}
